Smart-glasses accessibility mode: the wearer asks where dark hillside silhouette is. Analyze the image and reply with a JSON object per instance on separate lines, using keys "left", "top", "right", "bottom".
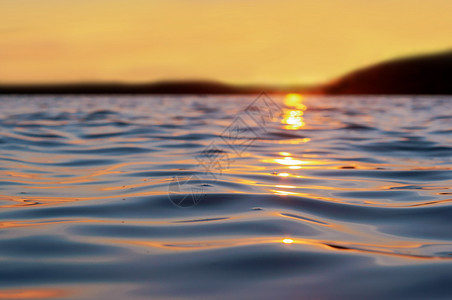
{"left": 323, "top": 50, "right": 452, "bottom": 95}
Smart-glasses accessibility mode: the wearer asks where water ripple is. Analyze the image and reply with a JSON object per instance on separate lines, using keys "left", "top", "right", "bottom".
{"left": 0, "top": 95, "right": 451, "bottom": 299}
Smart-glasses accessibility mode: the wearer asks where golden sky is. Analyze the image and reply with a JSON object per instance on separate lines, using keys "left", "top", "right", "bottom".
{"left": 1, "top": 0, "right": 451, "bottom": 85}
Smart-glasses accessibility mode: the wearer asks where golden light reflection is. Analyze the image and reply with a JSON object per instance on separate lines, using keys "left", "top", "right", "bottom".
{"left": 274, "top": 157, "right": 308, "bottom": 166}
{"left": 289, "top": 166, "right": 302, "bottom": 170}
{"left": 273, "top": 190, "right": 298, "bottom": 196}
{"left": 282, "top": 93, "right": 307, "bottom": 130}
{"left": 107, "top": 234, "right": 452, "bottom": 260}
{"left": 275, "top": 185, "right": 296, "bottom": 189}
{"left": 275, "top": 138, "right": 311, "bottom": 145}
{"left": 277, "top": 173, "right": 290, "bottom": 177}
{"left": 284, "top": 94, "right": 306, "bottom": 110}
{"left": 284, "top": 110, "right": 305, "bottom": 130}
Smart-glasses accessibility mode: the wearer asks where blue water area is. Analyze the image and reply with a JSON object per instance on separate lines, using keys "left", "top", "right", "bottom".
{"left": 0, "top": 95, "right": 451, "bottom": 299}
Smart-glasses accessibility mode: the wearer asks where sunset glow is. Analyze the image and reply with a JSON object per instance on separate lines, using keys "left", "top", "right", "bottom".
{"left": 1, "top": 0, "right": 451, "bottom": 85}
{"left": 1, "top": 1, "right": 451, "bottom": 298}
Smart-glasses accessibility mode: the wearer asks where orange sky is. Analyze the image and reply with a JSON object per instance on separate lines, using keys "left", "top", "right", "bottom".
{"left": 1, "top": 0, "right": 451, "bottom": 85}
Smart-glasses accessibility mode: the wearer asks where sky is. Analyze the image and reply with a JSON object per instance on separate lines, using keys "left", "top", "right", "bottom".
{"left": 1, "top": 0, "right": 451, "bottom": 85}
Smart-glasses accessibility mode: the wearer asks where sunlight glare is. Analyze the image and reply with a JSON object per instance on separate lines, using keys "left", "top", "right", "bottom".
{"left": 275, "top": 157, "right": 307, "bottom": 166}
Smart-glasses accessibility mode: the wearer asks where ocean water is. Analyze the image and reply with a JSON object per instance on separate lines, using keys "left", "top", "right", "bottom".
{"left": 0, "top": 95, "right": 451, "bottom": 299}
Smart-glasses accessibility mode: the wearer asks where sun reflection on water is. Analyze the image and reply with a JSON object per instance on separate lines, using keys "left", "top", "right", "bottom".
{"left": 274, "top": 156, "right": 308, "bottom": 166}
{"left": 284, "top": 93, "right": 306, "bottom": 110}
{"left": 282, "top": 93, "right": 307, "bottom": 130}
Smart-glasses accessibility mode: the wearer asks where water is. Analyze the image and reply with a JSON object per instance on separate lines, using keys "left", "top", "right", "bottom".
{"left": 0, "top": 95, "right": 451, "bottom": 299}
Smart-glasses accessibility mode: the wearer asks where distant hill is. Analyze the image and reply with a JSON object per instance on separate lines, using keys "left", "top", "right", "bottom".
{"left": 0, "top": 81, "right": 255, "bottom": 95}
{"left": 322, "top": 50, "right": 452, "bottom": 95}
{"left": 0, "top": 80, "right": 314, "bottom": 95}
{"left": 2, "top": 50, "right": 452, "bottom": 95}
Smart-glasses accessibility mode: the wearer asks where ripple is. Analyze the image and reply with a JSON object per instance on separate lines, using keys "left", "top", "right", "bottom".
{"left": 0, "top": 95, "right": 451, "bottom": 299}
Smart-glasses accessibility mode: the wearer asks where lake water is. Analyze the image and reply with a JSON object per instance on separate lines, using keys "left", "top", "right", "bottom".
{"left": 0, "top": 95, "right": 451, "bottom": 299}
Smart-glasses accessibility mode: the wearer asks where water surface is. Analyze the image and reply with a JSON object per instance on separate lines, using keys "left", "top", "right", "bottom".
{"left": 0, "top": 95, "right": 451, "bottom": 299}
